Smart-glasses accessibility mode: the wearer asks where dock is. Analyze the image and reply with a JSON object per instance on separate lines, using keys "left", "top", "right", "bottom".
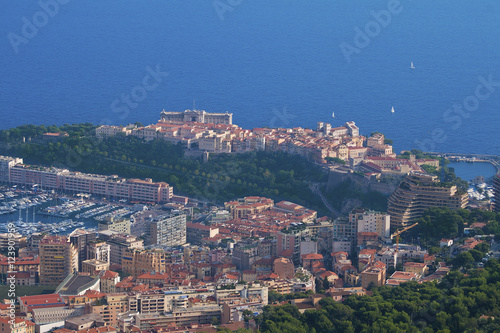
{"left": 424, "top": 152, "right": 500, "bottom": 174}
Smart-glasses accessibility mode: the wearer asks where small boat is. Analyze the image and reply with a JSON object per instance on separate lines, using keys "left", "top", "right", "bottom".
{"left": 410, "top": 61, "right": 415, "bottom": 69}
{"left": 391, "top": 106, "right": 395, "bottom": 113}
{"left": 332, "top": 112, "right": 335, "bottom": 118}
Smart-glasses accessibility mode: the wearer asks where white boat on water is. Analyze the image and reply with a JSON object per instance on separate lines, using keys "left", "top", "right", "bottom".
{"left": 391, "top": 106, "right": 395, "bottom": 113}
{"left": 332, "top": 112, "right": 335, "bottom": 118}
{"left": 410, "top": 61, "right": 415, "bottom": 69}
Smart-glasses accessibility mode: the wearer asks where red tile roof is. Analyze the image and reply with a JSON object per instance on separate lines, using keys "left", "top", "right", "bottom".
{"left": 100, "top": 270, "right": 119, "bottom": 279}
{"left": 302, "top": 253, "right": 323, "bottom": 260}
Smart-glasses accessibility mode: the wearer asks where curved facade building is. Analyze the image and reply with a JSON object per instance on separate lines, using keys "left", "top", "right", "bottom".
{"left": 388, "top": 172, "right": 468, "bottom": 228}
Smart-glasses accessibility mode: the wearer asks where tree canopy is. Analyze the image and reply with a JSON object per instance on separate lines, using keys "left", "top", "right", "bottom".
{"left": 255, "top": 259, "right": 500, "bottom": 332}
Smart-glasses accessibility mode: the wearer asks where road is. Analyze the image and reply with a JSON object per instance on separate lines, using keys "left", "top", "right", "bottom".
{"left": 310, "top": 182, "right": 340, "bottom": 217}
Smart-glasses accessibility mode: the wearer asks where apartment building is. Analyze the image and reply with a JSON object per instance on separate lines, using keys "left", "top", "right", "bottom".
{"left": 39, "top": 235, "right": 78, "bottom": 286}
{"left": 360, "top": 261, "right": 386, "bottom": 289}
{"left": 100, "top": 270, "right": 120, "bottom": 294}
{"left": 199, "top": 134, "right": 232, "bottom": 153}
{"left": 403, "top": 262, "right": 428, "bottom": 278}
{"left": 0, "top": 317, "right": 32, "bottom": 333}
{"left": 95, "top": 125, "right": 132, "bottom": 138}
{"left": 232, "top": 239, "right": 260, "bottom": 270}
{"left": 145, "top": 213, "right": 186, "bottom": 247}
{"left": 276, "top": 228, "right": 307, "bottom": 265}
{"left": 135, "top": 306, "right": 222, "bottom": 330}
{"left": 90, "top": 294, "right": 129, "bottom": 326}
{"left": 0, "top": 156, "right": 23, "bottom": 182}
{"left": 0, "top": 256, "right": 39, "bottom": 276}
{"left": 121, "top": 249, "right": 168, "bottom": 277}
{"left": 87, "top": 241, "right": 111, "bottom": 263}
{"left": 3, "top": 157, "right": 174, "bottom": 203}
{"left": 388, "top": 172, "right": 468, "bottom": 227}
{"left": 81, "top": 259, "right": 109, "bottom": 275}
{"left": 376, "top": 248, "right": 398, "bottom": 268}
{"left": 332, "top": 216, "right": 357, "bottom": 240}
{"left": 262, "top": 279, "right": 294, "bottom": 294}
{"left": 273, "top": 257, "right": 295, "bottom": 280}
{"left": 128, "top": 291, "right": 167, "bottom": 315}
{"left": 98, "top": 217, "right": 131, "bottom": 235}
{"left": 97, "top": 231, "right": 143, "bottom": 265}
{"left": 186, "top": 223, "right": 219, "bottom": 244}
{"left": 224, "top": 197, "right": 274, "bottom": 219}
{"left": 350, "top": 209, "right": 390, "bottom": 239}
{"left": 70, "top": 229, "right": 97, "bottom": 271}
{"left": 0, "top": 232, "right": 23, "bottom": 253}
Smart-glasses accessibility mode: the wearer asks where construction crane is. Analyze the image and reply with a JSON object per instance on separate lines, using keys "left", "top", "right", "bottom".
{"left": 391, "top": 223, "right": 419, "bottom": 252}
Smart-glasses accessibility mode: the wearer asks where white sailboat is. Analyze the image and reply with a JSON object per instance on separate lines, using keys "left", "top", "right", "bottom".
{"left": 410, "top": 61, "right": 415, "bottom": 69}
{"left": 391, "top": 106, "right": 395, "bottom": 113}
{"left": 332, "top": 112, "right": 335, "bottom": 118}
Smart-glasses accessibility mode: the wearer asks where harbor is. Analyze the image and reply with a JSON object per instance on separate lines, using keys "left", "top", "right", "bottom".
{"left": 0, "top": 185, "right": 136, "bottom": 237}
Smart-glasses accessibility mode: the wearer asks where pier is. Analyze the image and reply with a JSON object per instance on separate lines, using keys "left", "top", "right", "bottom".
{"left": 424, "top": 152, "right": 500, "bottom": 174}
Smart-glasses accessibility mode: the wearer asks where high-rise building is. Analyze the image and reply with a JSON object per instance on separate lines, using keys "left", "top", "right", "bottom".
{"left": 494, "top": 174, "right": 500, "bottom": 213}
{"left": 276, "top": 227, "right": 308, "bottom": 265}
{"left": 232, "top": 239, "right": 260, "bottom": 270}
{"left": 273, "top": 257, "right": 295, "bottom": 280}
{"left": 388, "top": 172, "right": 468, "bottom": 227}
{"left": 121, "top": 249, "right": 168, "bottom": 277}
{"left": 97, "top": 231, "right": 143, "bottom": 265}
{"left": 69, "top": 229, "right": 97, "bottom": 271}
{"left": 145, "top": 213, "right": 186, "bottom": 247}
{"left": 87, "top": 240, "right": 111, "bottom": 263}
{"left": 39, "top": 236, "right": 78, "bottom": 286}
{"left": 350, "top": 209, "right": 391, "bottom": 239}
{"left": 0, "top": 156, "right": 23, "bottom": 183}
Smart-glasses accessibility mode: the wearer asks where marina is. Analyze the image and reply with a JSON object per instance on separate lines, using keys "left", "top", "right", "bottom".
{"left": 467, "top": 183, "right": 494, "bottom": 202}
{"left": 0, "top": 186, "right": 134, "bottom": 237}
{"left": 0, "top": 218, "right": 86, "bottom": 236}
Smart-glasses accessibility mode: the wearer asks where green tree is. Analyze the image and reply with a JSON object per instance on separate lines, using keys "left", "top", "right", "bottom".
{"left": 453, "top": 252, "right": 474, "bottom": 269}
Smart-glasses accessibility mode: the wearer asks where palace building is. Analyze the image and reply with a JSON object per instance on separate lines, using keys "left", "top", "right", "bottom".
{"left": 159, "top": 109, "right": 232, "bottom": 125}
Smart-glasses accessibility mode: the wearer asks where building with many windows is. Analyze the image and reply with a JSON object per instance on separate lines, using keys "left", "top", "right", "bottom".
{"left": 39, "top": 236, "right": 78, "bottom": 286}
{"left": 98, "top": 217, "right": 131, "bottom": 234}
{"left": 121, "top": 249, "right": 168, "bottom": 277}
{"left": 160, "top": 109, "right": 232, "bottom": 125}
{"left": 69, "top": 229, "right": 97, "bottom": 271}
{"left": 0, "top": 156, "right": 23, "bottom": 182}
{"left": 388, "top": 172, "right": 468, "bottom": 227}
{"left": 97, "top": 231, "right": 143, "bottom": 265}
{"left": 87, "top": 240, "right": 111, "bottom": 264}
{"left": 350, "top": 209, "right": 391, "bottom": 239}
{"left": 3, "top": 157, "right": 174, "bottom": 203}
{"left": 135, "top": 306, "right": 222, "bottom": 330}
{"left": 232, "top": 239, "right": 260, "bottom": 270}
{"left": 144, "top": 213, "right": 186, "bottom": 247}
{"left": 186, "top": 223, "right": 219, "bottom": 244}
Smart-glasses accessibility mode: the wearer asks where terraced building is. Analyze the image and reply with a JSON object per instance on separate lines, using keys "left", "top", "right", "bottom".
{"left": 387, "top": 172, "right": 468, "bottom": 228}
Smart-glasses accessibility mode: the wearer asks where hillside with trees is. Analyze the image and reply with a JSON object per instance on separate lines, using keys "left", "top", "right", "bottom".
{"left": 0, "top": 124, "right": 330, "bottom": 212}
{"left": 252, "top": 260, "right": 500, "bottom": 333}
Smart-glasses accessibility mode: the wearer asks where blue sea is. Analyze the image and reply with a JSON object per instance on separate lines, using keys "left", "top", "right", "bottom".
{"left": 0, "top": 0, "right": 499, "bottom": 156}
